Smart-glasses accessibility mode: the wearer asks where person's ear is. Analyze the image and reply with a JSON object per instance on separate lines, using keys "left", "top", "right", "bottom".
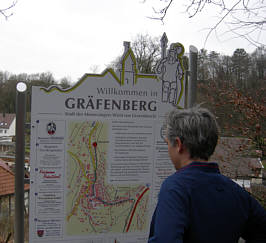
{"left": 175, "top": 137, "right": 183, "bottom": 152}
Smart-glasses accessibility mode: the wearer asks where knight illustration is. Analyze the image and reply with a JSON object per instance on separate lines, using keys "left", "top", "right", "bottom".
{"left": 156, "top": 33, "right": 185, "bottom": 106}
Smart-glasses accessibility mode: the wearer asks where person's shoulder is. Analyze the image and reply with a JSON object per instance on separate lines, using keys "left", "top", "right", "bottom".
{"left": 161, "top": 171, "right": 193, "bottom": 192}
{"left": 158, "top": 172, "right": 191, "bottom": 201}
{"left": 216, "top": 174, "right": 254, "bottom": 200}
{"left": 219, "top": 174, "right": 249, "bottom": 190}
{"left": 164, "top": 170, "right": 187, "bottom": 182}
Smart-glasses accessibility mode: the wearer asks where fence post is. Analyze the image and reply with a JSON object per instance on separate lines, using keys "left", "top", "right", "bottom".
{"left": 15, "top": 82, "right": 27, "bottom": 243}
{"left": 188, "top": 45, "right": 198, "bottom": 108}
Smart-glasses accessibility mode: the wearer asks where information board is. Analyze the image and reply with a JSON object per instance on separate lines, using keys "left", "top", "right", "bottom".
{"left": 29, "top": 37, "right": 186, "bottom": 243}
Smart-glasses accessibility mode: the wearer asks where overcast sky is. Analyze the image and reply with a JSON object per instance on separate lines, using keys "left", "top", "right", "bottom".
{"left": 0, "top": 0, "right": 264, "bottom": 82}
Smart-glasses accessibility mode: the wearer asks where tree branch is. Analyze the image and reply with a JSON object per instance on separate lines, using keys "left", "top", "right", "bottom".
{"left": 145, "top": 0, "right": 266, "bottom": 46}
{"left": 203, "top": 0, "right": 242, "bottom": 47}
{"left": 147, "top": 0, "right": 174, "bottom": 22}
{"left": 0, "top": 1, "right": 17, "bottom": 20}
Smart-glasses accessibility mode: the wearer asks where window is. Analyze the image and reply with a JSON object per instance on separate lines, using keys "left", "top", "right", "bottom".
{"left": 0, "top": 130, "right": 3, "bottom": 134}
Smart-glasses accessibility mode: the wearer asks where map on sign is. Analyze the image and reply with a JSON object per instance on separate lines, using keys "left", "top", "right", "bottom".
{"left": 66, "top": 121, "right": 150, "bottom": 235}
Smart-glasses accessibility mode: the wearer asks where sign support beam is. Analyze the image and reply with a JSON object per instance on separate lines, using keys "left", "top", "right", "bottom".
{"left": 15, "top": 82, "right": 27, "bottom": 243}
{"left": 188, "top": 45, "right": 198, "bottom": 108}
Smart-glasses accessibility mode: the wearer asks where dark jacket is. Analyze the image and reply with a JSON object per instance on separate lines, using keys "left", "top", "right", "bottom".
{"left": 148, "top": 162, "right": 266, "bottom": 243}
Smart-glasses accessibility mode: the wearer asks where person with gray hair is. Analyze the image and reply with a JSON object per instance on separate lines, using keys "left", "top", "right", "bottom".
{"left": 148, "top": 106, "right": 266, "bottom": 243}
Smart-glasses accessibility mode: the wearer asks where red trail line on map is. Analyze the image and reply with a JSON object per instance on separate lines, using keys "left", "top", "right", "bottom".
{"left": 126, "top": 187, "right": 149, "bottom": 232}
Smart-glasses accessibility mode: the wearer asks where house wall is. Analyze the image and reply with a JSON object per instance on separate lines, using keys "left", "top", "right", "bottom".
{"left": 0, "top": 129, "right": 8, "bottom": 137}
{"left": 251, "top": 171, "right": 263, "bottom": 184}
{"left": 0, "top": 143, "right": 14, "bottom": 153}
{"left": 0, "top": 192, "right": 29, "bottom": 217}
{"left": 6, "top": 118, "right": 16, "bottom": 137}
{"left": 0, "top": 115, "right": 15, "bottom": 143}
{"left": 0, "top": 195, "right": 13, "bottom": 217}
{"left": 232, "top": 179, "right": 251, "bottom": 188}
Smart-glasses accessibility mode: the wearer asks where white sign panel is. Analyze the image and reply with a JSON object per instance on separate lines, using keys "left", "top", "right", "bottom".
{"left": 29, "top": 37, "right": 186, "bottom": 243}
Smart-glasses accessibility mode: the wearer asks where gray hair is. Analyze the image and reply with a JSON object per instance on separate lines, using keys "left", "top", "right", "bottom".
{"left": 166, "top": 106, "right": 219, "bottom": 160}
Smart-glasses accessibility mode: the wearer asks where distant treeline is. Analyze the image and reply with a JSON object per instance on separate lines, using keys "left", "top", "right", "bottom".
{"left": 0, "top": 71, "right": 72, "bottom": 115}
{"left": 195, "top": 47, "right": 265, "bottom": 158}
{"left": 197, "top": 47, "right": 265, "bottom": 89}
{"left": 196, "top": 47, "right": 265, "bottom": 137}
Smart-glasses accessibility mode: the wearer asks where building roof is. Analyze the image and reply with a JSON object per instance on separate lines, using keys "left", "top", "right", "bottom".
{"left": 0, "top": 158, "right": 29, "bottom": 197}
{"left": 0, "top": 113, "right": 15, "bottom": 129}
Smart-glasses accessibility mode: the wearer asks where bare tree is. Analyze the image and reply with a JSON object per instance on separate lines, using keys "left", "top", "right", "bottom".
{"left": 131, "top": 33, "right": 161, "bottom": 73}
{"left": 108, "top": 33, "right": 161, "bottom": 74}
{"left": 144, "top": 0, "right": 266, "bottom": 47}
{"left": 0, "top": 1, "right": 17, "bottom": 19}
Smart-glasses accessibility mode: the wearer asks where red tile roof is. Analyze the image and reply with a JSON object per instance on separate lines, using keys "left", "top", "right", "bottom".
{"left": 0, "top": 158, "right": 29, "bottom": 197}
{"left": 0, "top": 113, "right": 15, "bottom": 129}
